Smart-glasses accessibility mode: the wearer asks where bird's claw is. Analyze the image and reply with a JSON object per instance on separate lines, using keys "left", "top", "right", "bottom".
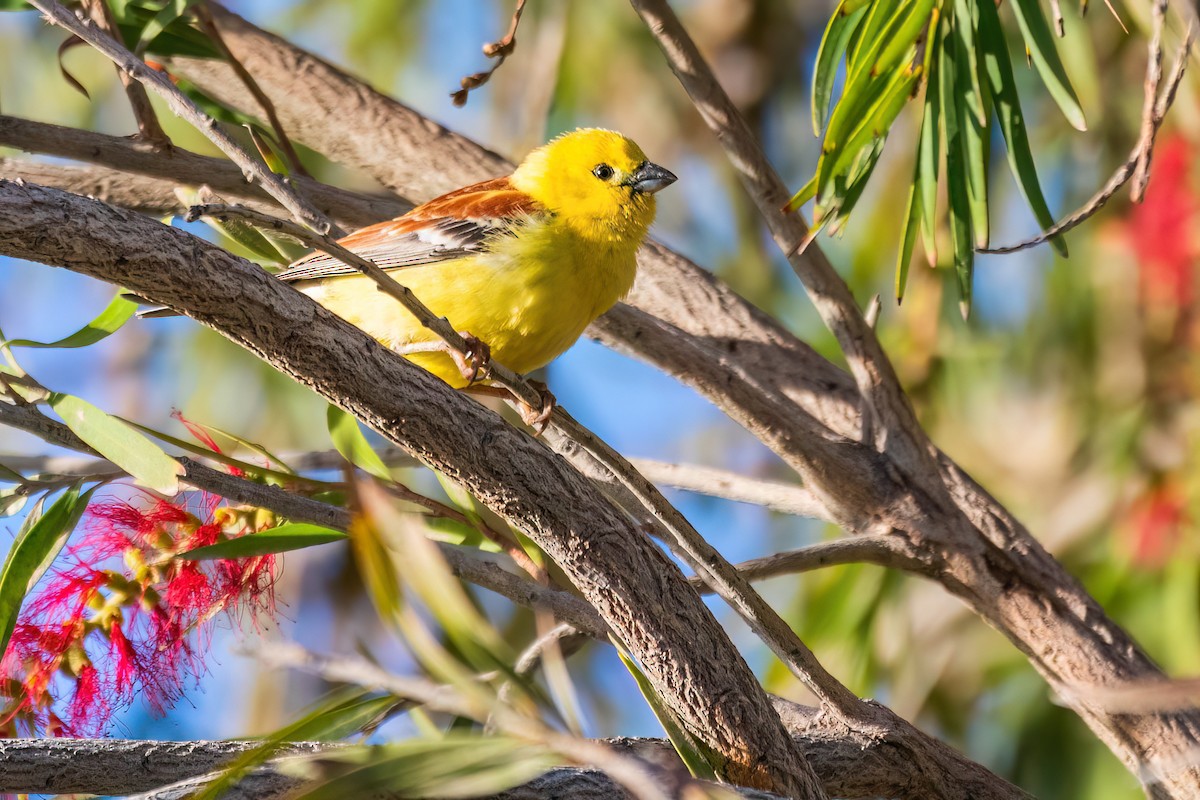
{"left": 518, "top": 381, "right": 556, "bottom": 435}
{"left": 452, "top": 333, "right": 492, "bottom": 384}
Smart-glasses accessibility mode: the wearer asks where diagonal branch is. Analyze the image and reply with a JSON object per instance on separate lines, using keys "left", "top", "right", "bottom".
{"left": 80, "top": 0, "right": 170, "bottom": 146}
{"left": 27, "top": 0, "right": 336, "bottom": 236}
{"left": 0, "top": 179, "right": 825, "bottom": 798}
{"left": 626, "top": 0, "right": 947, "bottom": 497}
{"left": 0, "top": 116, "right": 404, "bottom": 229}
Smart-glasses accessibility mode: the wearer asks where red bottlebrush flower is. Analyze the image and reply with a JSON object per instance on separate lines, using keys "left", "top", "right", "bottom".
{"left": 1127, "top": 135, "right": 1199, "bottom": 311}
{"left": 172, "top": 411, "right": 245, "bottom": 478}
{"left": 0, "top": 492, "right": 280, "bottom": 736}
{"left": 1124, "top": 482, "right": 1188, "bottom": 567}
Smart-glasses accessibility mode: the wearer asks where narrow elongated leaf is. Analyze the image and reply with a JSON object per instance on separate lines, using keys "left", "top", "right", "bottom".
{"left": 824, "top": 0, "right": 910, "bottom": 164}
{"left": 0, "top": 484, "right": 96, "bottom": 660}
{"left": 49, "top": 394, "right": 183, "bottom": 495}
{"left": 896, "top": 175, "right": 922, "bottom": 302}
{"left": 176, "top": 188, "right": 291, "bottom": 264}
{"left": 916, "top": 14, "right": 942, "bottom": 265}
{"left": 3, "top": 294, "right": 136, "bottom": 350}
{"left": 136, "top": 0, "right": 198, "bottom": 54}
{"left": 327, "top": 405, "right": 392, "bottom": 482}
{"left": 812, "top": 0, "right": 870, "bottom": 135}
{"left": 872, "top": 0, "right": 937, "bottom": 78}
{"left": 978, "top": 0, "right": 1068, "bottom": 256}
{"left": 291, "top": 737, "right": 558, "bottom": 800}
{"left": 847, "top": 0, "right": 901, "bottom": 75}
{"left": 179, "top": 524, "right": 346, "bottom": 560}
{"left": 821, "top": 65, "right": 920, "bottom": 199}
{"left": 940, "top": 26, "right": 975, "bottom": 314}
{"left": 0, "top": 487, "right": 28, "bottom": 519}
{"left": 195, "top": 689, "right": 399, "bottom": 800}
{"left": 952, "top": 0, "right": 987, "bottom": 125}
{"left": 784, "top": 173, "right": 817, "bottom": 213}
{"left": 952, "top": 7, "right": 992, "bottom": 247}
{"left": 1009, "top": 0, "right": 1087, "bottom": 130}
{"left": 614, "top": 642, "right": 716, "bottom": 781}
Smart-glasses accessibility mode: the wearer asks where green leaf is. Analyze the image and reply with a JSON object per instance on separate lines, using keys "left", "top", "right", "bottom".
{"left": 1009, "top": 0, "right": 1087, "bottom": 130}
{"left": 847, "top": 0, "right": 901, "bottom": 75}
{"left": 951, "top": 4, "right": 992, "bottom": 247}
{"left": 175, "top": 187, "right": 291, "bottom": 265}
{"left": 135, "top": 0, "right": 200, "bottom": 54}
{"left": 614, "top": 641, "right": 717, "bottom": 781}
{"left": 290, "top": 737, "right": 558, "bottom": 800}
{"left": 916, "top": 14, "right": 942, "bottom": 265}
{"left": 49, "top": 394, "right": 183, "bottom": 495}
{"left": 811, "top": 0, "right": 870, "bottom": 136}
{"left": 0, "top": 487, "right": 29, "bottom": 519}
{"left": 978, "top": 0, "right": 1068, "bottom": 257}
{"left": 0, "top": 1, "right": 31, "bottom": 10}
{"left": 111, "top": 1, "right": 218, "bottom": 58}
{"left": 3, "top": 293, "right": 136, "bottom": 350}
{"left": 179, "top": 523, "right": 346, "bottom": 560}
{"left": 872, "top": 0, "right": 937, "bottom": 78}
{"left": 939, "top": 25, "right": 976, "bottom": 315}
{"left": 327, "top": 405, "right": 392, "bottom": 482}
{"left": 951, "top": 0, "right": 987, "bottom": 126}
{"left": 784, "top": 173, "right": 817, "bottom": 213}
{"left": 195, "top": 688, "right": 400, "bottom": 800}
{"left": 896, "top": 177, "right": 921, "bottom": 303}
{"left": 0, "top": 484, "right": 96, "bottom": 660}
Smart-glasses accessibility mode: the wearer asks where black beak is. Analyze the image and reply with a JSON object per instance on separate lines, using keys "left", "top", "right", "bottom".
{"left": 628, "top": 161, "right": 677, "bottom": 194}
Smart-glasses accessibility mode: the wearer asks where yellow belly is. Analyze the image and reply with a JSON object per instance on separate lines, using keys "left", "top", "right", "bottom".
{"left": 296, "top": 222, "right": 638, "bottom": 388}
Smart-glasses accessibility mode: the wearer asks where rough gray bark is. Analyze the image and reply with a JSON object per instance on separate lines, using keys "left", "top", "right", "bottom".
{"left": 0, "top": 115, "right": 405, "bottom": 230}
{"left": 154, "top": 7, "right": 1200, "bottom": 796}
{"left": 0, "top": 723, "right": 1029, "bottom": 800}
{"left": 0, "top": 179, "right": 822, "bottom": 799}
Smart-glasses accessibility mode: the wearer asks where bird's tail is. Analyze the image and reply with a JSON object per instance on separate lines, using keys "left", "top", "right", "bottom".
{"left": 123, "top": 293, "right": 182, "bottom": 319}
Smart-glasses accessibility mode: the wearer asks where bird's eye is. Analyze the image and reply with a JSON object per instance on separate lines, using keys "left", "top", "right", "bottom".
{"left": 592, "top": 164, "right": 615, "bottom": 181}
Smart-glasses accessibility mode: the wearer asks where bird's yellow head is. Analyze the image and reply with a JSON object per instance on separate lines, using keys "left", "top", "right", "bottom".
{"left": 511, "top": 128, "right": 676, "bottom": 244}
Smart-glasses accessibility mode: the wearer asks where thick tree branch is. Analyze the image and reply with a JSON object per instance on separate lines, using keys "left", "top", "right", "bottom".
{"left": 626, "top": 0, "right": 947, "bottom": 496}
{"left": 0, "top": 117, "right": 405, "bottom": 229}
{"left": 152, "top": 11, "right": 1200, "bottom": 793}
{"left": 23, "top": 6, "right": 1200, "bottom": 794}
{"left": 0, "top": 180, "right": 824, "bottom": 798}
{"left": 29, "top": 0, "right": 337, "bottom": 235}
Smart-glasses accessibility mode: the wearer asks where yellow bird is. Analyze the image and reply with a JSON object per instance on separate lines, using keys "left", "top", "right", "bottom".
{"left": 276, "top": 128, "right": 676, "bottom": 411}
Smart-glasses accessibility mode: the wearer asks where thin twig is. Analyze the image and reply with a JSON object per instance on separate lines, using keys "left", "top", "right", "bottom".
{"left": 545, "top": 410, "right": 870, "bottom": 723}
{"left": 0, "top": 400, "right": 606, "bottom": 635}
{"left": 981, "top": 20, "right": 1193, "bottom": 254}
{"left": 80, "top": 0, "right": 171, "bottom": 147}
{"left": 629, "top": 458, "right": 829, "bottom": 519}
{"left": 451, "top": 0, "right": 527, "bottom": 107}
{"left": 627, "top": 0, "right": 946, "bottom": 497}
{"left": 700, "top": 535, "right": 917, "bottom": 587}
{"left": 193, "top": 1, "right": 309, "bottom": 177}
{"left": 0, "top": 115, "right": 405, "bottom": 229}
{"left": 27, "top": 0, "right": 338, "bottom": 237}
{"left": 1132, "top": 0, "right": 1170, "bottom": 202}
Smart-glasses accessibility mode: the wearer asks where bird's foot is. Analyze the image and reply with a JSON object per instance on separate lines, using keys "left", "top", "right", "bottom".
{"left": 450, "top": 332, "right": 492, "bottom": 385}
{"left": 517, "top": 381, "right": 556, "bottom": 435}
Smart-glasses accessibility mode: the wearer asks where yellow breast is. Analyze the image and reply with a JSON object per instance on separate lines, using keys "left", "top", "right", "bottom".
{"left": 298, "top": 217, "right": 639, "bottom": 387}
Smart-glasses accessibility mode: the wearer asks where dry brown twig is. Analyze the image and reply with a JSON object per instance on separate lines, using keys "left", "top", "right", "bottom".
{"left": 451, "top": 0, "right": 528, "bottom": 106}
{"left": 192, "top": 1, "right": 309, "bottom": 177}
{"left": 80, "top": 0, "right": 170, "bottom": 146}
{"left": 27, "top": 0, "right": 337, "bottom": 237}
{"left": 981, "top": 12, "right": 1193, "bottom": 255}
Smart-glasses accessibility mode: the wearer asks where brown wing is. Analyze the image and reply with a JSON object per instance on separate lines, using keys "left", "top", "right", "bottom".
{"left": 276, "top": 177, "right": 546, "bottom": 283}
